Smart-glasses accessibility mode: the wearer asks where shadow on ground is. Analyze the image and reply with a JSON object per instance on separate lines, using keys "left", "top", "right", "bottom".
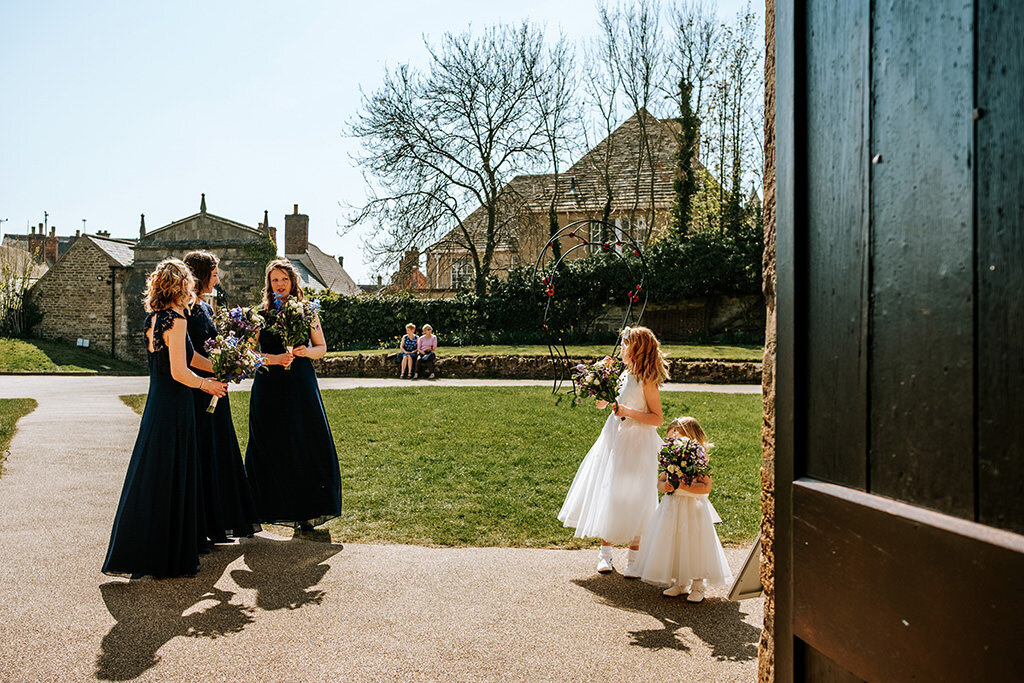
{"left": 573, "top": 574, "right": 760, "bottom": 661}
{"left": 96, "top": 535, "right": 342, "bottom": 681}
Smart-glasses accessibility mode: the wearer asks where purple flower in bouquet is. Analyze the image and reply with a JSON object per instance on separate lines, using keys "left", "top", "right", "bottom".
{"left": 214, "top": 306, "right": 263, "bottom": 345}
{"left": 202, "top": 332, "right": 265, "bottom": 412}
{"left": 268, "top": 295, "right": 321, "bottom": 370}
{"left": 571, "top": 356, "right": 626, "bottom": 407}
{"left": 658, "top": 437, "right": 711, "bottom": 493}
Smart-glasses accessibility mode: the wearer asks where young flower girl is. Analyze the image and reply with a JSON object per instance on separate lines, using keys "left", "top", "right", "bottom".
{"left": 558, "top": 326, "right": 668, "bottom": 576}
{"left": 633, "top": 416, "right": 733, "bottom": 603}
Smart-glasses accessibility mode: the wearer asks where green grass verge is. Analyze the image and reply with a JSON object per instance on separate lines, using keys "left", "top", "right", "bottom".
{"left": 0, "top": 398, "right": 39, "bottom": 476}
{"left": 0, "top": 337, "right": 143, "bottom": 374}
{"left": 326, "top": 343, "right": 763, "bottom": 362}
{"left": 120, "top": 387, "right": 761, "bottom": 548}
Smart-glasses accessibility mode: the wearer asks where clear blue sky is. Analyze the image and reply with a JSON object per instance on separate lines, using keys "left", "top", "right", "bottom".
{"left": 0, "top": 0, "right": 762, "bottom": 284}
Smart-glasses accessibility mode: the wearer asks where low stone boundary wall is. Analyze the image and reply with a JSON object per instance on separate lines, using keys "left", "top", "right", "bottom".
{"left": 314, "top": 354, "right": 762, "bottom": 384}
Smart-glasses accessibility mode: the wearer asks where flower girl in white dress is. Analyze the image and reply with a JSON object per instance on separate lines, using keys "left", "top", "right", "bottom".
{"left": 633, "top": 416, "right": 733, "bottom": 603}
{"left": 558, "top": 326, "right": 669, "bottom": 576}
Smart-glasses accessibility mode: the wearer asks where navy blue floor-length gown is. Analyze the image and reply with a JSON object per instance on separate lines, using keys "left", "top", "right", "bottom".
{"left": 186, "top": 300, "right": 261, "bottom": 542}
{"left": 244, "top": 323, "right": 342, "bottom": 527}
{"left": 103, "top": 310, "right": 206, "bottom": 578}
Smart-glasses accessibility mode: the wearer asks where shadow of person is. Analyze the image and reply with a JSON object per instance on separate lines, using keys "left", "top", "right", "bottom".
{"left": 572, "top": 574, "right": 761, "bottom": 661}
{"left": 230, "top": 534, "right": 343, "bottom": 612}
{"left": 96, "top": 544, "right": 251, "bottom": 681}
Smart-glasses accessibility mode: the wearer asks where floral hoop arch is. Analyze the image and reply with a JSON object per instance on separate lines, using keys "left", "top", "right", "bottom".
{"left": 531, "top": 218, "right": 649, "bottom": 398}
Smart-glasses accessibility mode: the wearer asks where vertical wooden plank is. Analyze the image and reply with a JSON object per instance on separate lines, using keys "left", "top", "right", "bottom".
{"left": 869, "top": 0, "right": 975, "bottom": 518}
{"left": 976, "top": 1, "right": 1024, "bottom": 534}
{"left": 803, "top": 0, "right": 870, "bottom": 489}
{"left": 773, "top": 0, "right": 799, "bottom": 679}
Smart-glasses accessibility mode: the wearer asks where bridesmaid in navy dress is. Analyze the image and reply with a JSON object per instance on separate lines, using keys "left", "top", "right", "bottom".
{"left": 245, "top": 259, "right": 342, "bottom": 531}
{"left": 183, "top": 251, "right": 261, "bottom": 543}
{"left": 103, "top": 259, "right": 228, "bottom": 579}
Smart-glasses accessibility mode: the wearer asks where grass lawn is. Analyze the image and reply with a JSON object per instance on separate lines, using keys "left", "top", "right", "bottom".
{"left": 0, "top": 337, "right": 143, "bottom": 374}
{"left": 120, "top": 387, "right": 761, "bottom": 548}
{"left": 327, "top": 343, "right": 763, "bottom": 362}
{"left": 0, "top": 399, "right": 38, "bottom": 476}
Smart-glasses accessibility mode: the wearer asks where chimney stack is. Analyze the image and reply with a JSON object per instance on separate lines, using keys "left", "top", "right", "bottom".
{"left": 284, "top": 204, "right": 309, "bottom": 255}
{"left": 337, "top": 256, "right": 344, "bottom": 268}
{"left": 44, "top": 227, "right": 58, "bottom": 265}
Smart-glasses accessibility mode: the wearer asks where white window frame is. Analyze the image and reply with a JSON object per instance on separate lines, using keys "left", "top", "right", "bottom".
{"left": 451, "top": 258, "right": 473, "bottom": 289}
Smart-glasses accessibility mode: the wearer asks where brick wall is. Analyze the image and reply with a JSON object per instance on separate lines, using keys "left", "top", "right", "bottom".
{"left": 28, "top": 239, "right": 116, "bottom": 353}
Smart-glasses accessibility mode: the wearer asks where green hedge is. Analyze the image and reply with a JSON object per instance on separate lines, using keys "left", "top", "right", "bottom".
{"left": 316, "top": 227, "right": 763, "bottom": 350}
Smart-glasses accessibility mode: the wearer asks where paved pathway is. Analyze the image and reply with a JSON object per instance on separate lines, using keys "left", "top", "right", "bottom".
{"left": 0, "top": 376, "right": 762, "bottom": 682}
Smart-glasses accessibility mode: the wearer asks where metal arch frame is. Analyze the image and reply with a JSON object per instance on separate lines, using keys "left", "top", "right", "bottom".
{"left": 531, "top": 218, "right": 650, "bottom": 397}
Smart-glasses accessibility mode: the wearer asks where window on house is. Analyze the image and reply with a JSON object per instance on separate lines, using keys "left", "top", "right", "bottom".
{"left": 451, "top": 259, "right": 473, "bottom": 289}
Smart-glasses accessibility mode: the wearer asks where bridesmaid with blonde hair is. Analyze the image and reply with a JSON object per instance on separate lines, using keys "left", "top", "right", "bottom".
{"left": 103, "top": 258, "right": 227, "bottom": 579}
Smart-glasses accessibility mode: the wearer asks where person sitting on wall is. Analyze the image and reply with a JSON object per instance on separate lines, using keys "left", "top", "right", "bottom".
{"left": 415, "top": 324, "right": 437, "bottom": 380}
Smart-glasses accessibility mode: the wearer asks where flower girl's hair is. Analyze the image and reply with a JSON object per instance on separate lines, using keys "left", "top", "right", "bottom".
{"left": 668, "top": 416, "right": 709, "bottom": 447}
{"left": 621, "top": 326, "right": 669, "bottom": 386}
{"left": 143, "top": 258, "right": 196, "bottom": 313}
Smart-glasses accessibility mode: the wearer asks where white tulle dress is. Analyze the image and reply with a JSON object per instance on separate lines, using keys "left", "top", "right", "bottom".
{"left": 558, "top": 372, "right": 662, "bottom": 545}
{"left": 633, "top": 488, "right": 734, "bottom": 588}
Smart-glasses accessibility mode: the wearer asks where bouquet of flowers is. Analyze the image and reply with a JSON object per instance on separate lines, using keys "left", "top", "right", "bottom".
{"left": 658, "top": 437, "right": 711, "bottom": 493}
{"left": 213, "top": 306, "right": 263, "bottom": 345}
{"left": 202, "top": 334, "right": 265, "bottom": 413}
{"left": 267, "top": 294, "right": 321, "bottom": 370}
{"left": 571, "top": 356, "right": 626, "bottom": 410}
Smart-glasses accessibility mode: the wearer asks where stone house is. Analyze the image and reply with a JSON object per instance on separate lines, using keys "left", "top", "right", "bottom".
{"left": 27, "top": 233, "right": 135, "bottom": 354}
{"left": 28, "top": 195, "right": 357, "bottom": 361}
{"left": 423, "top": 109, "right": 715, "bottom": 292}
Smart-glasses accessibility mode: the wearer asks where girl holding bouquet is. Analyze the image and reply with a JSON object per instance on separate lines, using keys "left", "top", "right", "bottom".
{"left": 245, "top": 259, "right": 342, "bottom": 532}
{"left": 183, "top": 251, "right": 261, "bottom": 543}
{"left": 103, "top": 259, "right": 227, "bottom": 579}
{"left": 558, "top": 326, "right": 668, "bottom": 576}
{"left": 633, "top": 417, "right": 732, "bottom": 603}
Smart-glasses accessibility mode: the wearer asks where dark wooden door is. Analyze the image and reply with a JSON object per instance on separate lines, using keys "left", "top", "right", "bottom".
{"left": 775, "top": 1, "right": 1024, "bottom": 680}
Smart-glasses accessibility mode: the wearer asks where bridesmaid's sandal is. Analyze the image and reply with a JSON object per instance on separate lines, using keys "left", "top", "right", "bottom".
{"left": 686, "top": 579, "right": 707, "bottom": 603}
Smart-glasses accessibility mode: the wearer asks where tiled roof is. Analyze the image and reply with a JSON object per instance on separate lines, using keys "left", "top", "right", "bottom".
{"left": 429, "top": 174, "right": 554, "bottom": 251}
{"left": 551, "top": 110, "right": 683, "bottom": 214}
{"left": 289, "top": 259, "right": 326, "bottom": 291}
{"left": 305, "top": 243, "right": 361, "bottom": 296}
{"left": 285, "top": 243, "right": 361, "bottom": 296}
{"left": 88, "top": 235, "right": 136, "bottom": 267}
{"left": 427, "top": 109, "right": 696, "bottom": 253}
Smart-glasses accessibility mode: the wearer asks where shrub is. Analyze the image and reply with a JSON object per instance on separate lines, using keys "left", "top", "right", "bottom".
{"left": 313, "top": 228, "right": 762, "bottom": 349}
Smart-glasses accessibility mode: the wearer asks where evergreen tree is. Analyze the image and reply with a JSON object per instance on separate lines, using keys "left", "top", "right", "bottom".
{"left": 670, "top": 75, "right": 701, "bottom": 241}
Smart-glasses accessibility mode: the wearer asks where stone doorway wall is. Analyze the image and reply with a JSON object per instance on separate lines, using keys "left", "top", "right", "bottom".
{"left": 758, "top": 1, "right": 776, "bottom": 681}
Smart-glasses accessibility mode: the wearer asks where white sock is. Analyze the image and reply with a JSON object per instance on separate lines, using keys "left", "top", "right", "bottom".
{"left": 598, "top": 546, "right": 613, "bottom": 559}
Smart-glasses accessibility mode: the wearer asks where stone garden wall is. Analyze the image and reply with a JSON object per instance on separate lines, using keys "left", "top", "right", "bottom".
{"left": 314, "top": 354, "right": 762, "bottom": 384}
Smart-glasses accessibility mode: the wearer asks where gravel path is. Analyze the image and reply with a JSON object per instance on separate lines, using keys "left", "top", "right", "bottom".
{"left": 0, "top": 376, "right": 761, "bottom": 682}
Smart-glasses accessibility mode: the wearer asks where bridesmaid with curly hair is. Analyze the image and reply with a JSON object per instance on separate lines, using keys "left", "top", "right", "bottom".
{"left": 102, "top": 258, "right": 227, "bottom": 579}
